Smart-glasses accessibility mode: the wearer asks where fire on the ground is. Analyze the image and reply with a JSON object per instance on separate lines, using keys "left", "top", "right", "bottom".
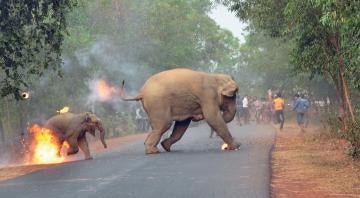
{"left": 221, "top": 143, "right": 229, "bottom": 150}
{"left": 28, "top": 124, "right": 65, "bottom": 164}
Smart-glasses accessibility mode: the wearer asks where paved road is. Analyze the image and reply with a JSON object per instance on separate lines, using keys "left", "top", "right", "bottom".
{"left": 0, "top": 122, "right": 275, "bottom": 198}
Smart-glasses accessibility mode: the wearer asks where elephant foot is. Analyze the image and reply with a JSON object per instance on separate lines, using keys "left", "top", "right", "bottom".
{"left": 161, "top": 139, "right": 172, "bottom": 152}
{"left": 85, "top": 156, "right": 93, "bottom": 160}
{"left": 67, "top": 148, "right": 79, "bottom": 155}
{"left": 228, "top": 141, "right": 241, "bottom": 150}
{"left": 145, "top": 146, "right": 160, "bottom": 155}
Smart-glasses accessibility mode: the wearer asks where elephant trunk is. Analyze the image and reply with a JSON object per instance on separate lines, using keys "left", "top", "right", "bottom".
{"left": 221, "top": 96, "right": 237, "bottom": 123}
{"left": 222, "top": 107, "right": 236, "bottom": 123}
{"left": 97, "top": 122, "right": 107, "bottom": 148}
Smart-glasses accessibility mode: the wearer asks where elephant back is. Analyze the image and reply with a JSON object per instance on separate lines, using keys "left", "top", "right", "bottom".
{"left": 46, "top": 112, "right": 81, "bottom": 133}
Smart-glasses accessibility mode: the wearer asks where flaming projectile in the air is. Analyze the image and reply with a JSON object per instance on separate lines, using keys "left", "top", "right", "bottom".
{"left": 93, "top": 80, "right": 120, "bottom": 101}
{"left": 21, "top": 92, "right": 30, "bottom": 99}
{"left": 57, "top": 106, "right": 70, "bottom": 114}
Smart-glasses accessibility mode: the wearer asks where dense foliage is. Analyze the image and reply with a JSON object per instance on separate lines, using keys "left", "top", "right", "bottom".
{"left": 224, "top": 0, "right": 359, "bottom": 120}
{"left": 223, "top": 0, "right": 360, "bottom": 157}
{"left": 0, "top": 0, "right": 77, "bottom": 99}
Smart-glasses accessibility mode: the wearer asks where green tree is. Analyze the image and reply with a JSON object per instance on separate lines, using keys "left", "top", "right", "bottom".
{"left": 0, "top": 0, "right": 77, "bottom": 99}
{"left": 223, "top": 0, "right": 359, "bottom": 125}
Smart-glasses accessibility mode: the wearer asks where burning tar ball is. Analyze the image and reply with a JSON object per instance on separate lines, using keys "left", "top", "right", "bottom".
{"left": 21, "top": 92, "right": 30, "bottom": 100}
{"left": 221, "top": 143, "right": 229, "bottom": 150}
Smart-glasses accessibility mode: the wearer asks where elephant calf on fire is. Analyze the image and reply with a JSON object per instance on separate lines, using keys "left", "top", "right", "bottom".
{"left": 45, "top": 112, "right": 107, "bottom": 160}
{"left": 120, "top": 68, "right": 240, "bottom": 154}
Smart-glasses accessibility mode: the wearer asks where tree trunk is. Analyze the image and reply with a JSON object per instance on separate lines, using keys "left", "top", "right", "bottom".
{"left": 0, "top": 118, "right": 4, "bottom": 144}
{"left": 339, "top": 66, "right": 355, "bottom": 122}
{"left": 330, "top": 71, "right": 347, "bottom": 130}
{"left": 331, "top": 35, "right": 356, "bottom": 123}
{"left": 0, "top": 100, "right": 5, "bottom": 143}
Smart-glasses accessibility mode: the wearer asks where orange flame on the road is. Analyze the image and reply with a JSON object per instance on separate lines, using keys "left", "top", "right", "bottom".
{"left": 94, "top": 80, "right": 119, "bottom": 101}
{"left": 28, "top": 124, "right": 64, "bottom": 164}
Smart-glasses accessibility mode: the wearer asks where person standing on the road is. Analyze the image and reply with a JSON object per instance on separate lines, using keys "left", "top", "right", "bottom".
{"left": 235, "top": 94, "right": 242, "bottom": 125}
{"left": 254, "top": 97, "right": 262, "bottom": 123}
{"left": 260, "top": 97, "right": 271, "bottom": 123}
{"left": 293, "top": 94, "right": 310, "bottom": 131}
{"left": 242, "top": 95, "right": 249, "bottom": 124}
{"left": 135, "top": 107, "right": 142, "bottom": 131}
{"left": 326, "top": 96, "right": 331, "bottom": 113}
{"left": 273, "top": 93, "right": 285, "bottom": 130}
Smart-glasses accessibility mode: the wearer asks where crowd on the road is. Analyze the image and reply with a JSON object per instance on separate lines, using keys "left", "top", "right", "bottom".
{"left": 232, "top": 90, "right": 332, "bottom": 132}
{"left": 234, "top": 94, "right": 273, "bottom": 126}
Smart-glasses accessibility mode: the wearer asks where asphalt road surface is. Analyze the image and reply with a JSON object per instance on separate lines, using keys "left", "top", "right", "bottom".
{"left": 0, "top": 122, "right": 275, "bottom": 198}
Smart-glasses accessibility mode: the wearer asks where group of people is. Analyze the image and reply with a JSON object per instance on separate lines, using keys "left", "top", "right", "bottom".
{"left": 235, "top": 91, "right": 310, "bottom": 131}
{"left": 235, "top": 95, "right": 272, "bottom": 125}
{"left": 267, "top": 92, "right": 310, "bottom": 131}
{"left": 271, "top": 92, "right": 311, "bottom": 131}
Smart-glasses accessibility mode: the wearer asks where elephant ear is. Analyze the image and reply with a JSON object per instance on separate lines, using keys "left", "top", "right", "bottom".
{"left": 220, "top": 76, "right": 238, "bottom": 97}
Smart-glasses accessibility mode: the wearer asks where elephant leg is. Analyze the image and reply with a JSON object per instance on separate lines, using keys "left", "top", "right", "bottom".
{"left": 57, "top": 139, "right": 64, "bottom": 158}
{"left": 78, "top": 135, "right": 92, "bottom": 160}
{"left": 53, "top": 131, "right": 64, "bottom": 157}
{"left": 203, "top": 106, "right": 240, "bottom": 150}
{"left": 144, "top": 112, "right": 172, "bottom": 154}
{"left": 144, "top": 122, "right": 172, "bottom": 154}
{"left": 66, "top": 136, "right": 79, "bottom": 155}
{"left": 161, "top": 118, "right": 191, "bottom": 152}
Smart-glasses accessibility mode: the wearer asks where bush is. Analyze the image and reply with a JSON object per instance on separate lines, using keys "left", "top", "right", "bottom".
{"left": 323, "top": 112, "right": 343, "bottom": 139}
{"left": 323, "top": 110, "right": 360, "bottom": 159}
{"left": 345, "top": 120, "right": 360, "bottom": 159}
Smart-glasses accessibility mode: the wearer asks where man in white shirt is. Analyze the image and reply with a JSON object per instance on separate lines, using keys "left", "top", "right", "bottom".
{"left": 135, "top": 107, "right": 142, "bottom": 131}
{"left": 242, "top": 95, "right": 249, "bottom": 124}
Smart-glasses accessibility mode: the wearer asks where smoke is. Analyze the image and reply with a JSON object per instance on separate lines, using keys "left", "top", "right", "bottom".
{"left": 74, "top": 36, "right": 151, "bottom": 91}
{"left": 60, "top": 36, "right": 153, "bottom": 120}
{"left": 74, "top": 36, "right": 145, "bottom": 77}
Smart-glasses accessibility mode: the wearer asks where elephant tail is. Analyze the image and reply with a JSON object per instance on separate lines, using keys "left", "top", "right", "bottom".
{"left": 119, "top": 80, "right": 142, "bottom": 101}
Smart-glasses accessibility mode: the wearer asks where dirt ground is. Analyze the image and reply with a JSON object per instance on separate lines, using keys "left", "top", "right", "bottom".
{"left": 271, "top": 123, "right": 360, "bottom": 198}
{"left": 0, "top": 133, "right": 147, "bottom": 182}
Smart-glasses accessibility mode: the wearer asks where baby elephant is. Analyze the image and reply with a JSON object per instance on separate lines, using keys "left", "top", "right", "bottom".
{"left": 45, "top": 112, "right": 107, "bottom": 160}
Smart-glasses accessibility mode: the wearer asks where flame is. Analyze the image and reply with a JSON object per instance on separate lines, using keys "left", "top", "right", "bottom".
{"left": 57, "top": 106, "right": 70, "bottom": 114}
{"left": 28, "top": 124, "right": 64, "bottom": 164}
{"left": 94, "top": 80, "right": 119, "bottom": 101}
{"left": 221, "top": 143, "right": 229, "bottom": 150}
{"left": 63, "top": 141, "right": 70, "bottom": 149}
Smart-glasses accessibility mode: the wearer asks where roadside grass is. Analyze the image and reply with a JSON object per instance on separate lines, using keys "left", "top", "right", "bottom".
{"left": 271, "top": 122, "right": 360, "bottom": 198}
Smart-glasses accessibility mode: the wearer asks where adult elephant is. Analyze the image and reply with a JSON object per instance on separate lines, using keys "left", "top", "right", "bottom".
{"left": 45, "top": 112, "right": 107, "bottom": 160}
{"left": 120, "top": 68, "right": 240, "bottom": 154}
